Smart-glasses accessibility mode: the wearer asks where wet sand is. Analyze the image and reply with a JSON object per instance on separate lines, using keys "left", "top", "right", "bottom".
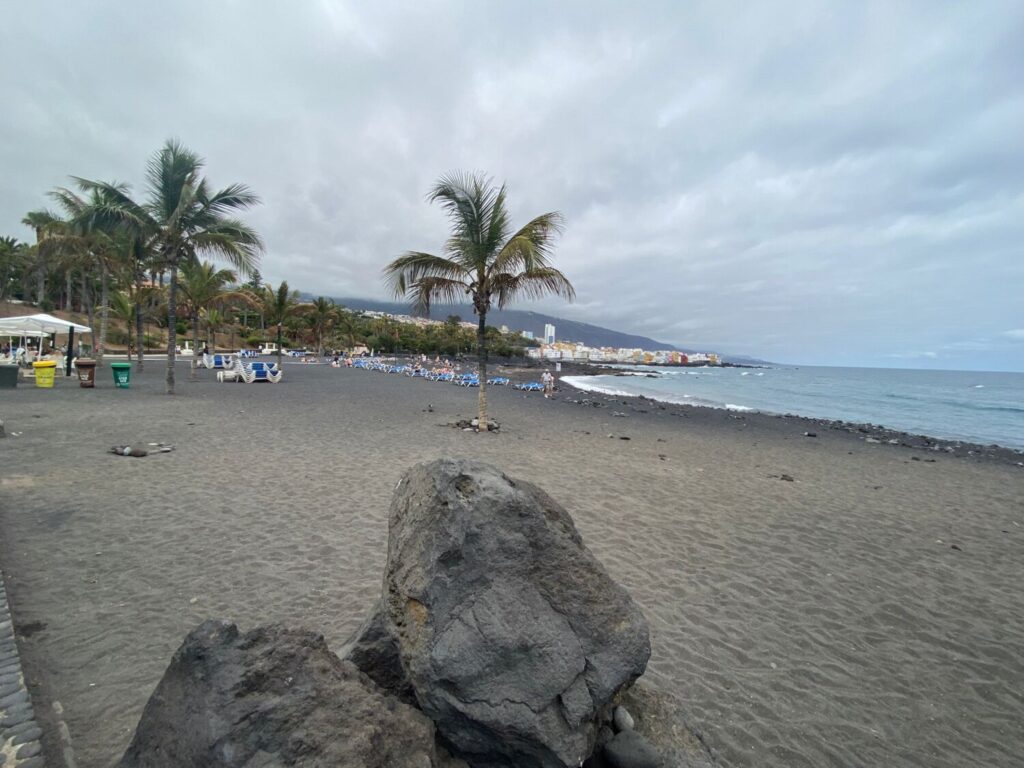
{"left": 1, "top": 362, "right": 1022, "bottom": 767}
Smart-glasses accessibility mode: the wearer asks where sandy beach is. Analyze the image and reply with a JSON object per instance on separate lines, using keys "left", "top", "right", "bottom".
{"left": 1, "top": 361, "right": 1022, "bottom": 767}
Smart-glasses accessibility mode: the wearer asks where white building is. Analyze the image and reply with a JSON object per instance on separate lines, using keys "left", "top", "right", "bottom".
{"left": 544, "top": 324, "right": 556, "bottom": 344}
{"left": 521, "top": 330, "right": 534, "bottom": 340}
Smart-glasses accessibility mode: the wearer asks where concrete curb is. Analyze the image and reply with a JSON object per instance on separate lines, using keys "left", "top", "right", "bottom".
{"left": 0, "top": 571, "right": 44, "bottom": 768}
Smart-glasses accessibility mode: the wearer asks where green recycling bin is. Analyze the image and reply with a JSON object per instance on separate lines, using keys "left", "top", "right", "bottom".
{"left": 111, "top": 362, "right": 132, "bottom": 388}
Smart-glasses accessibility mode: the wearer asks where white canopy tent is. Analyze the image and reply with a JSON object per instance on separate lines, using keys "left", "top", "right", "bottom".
{"left": 0, "top": 313, "right": 92, "bottom": 335}
{"left": 0, "top": 313, "right": 93, "bottom": 374}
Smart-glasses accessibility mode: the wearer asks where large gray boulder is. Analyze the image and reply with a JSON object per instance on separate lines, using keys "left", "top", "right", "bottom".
{"left": 118, "top": 619, "right": 439, "bottom": 768}
{"left": 379, "top": 459, "right": 651, "bottom": 768}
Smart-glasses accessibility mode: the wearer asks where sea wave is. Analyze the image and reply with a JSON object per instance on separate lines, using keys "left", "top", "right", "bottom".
{"left": 562, "top": 375, "right": 751, "bottom": 413}
{"left": 886, "top": 392, "right": 1024, "bottom": 414}
{"left": 559, "top": 377, "right": 636, "bottom": 398}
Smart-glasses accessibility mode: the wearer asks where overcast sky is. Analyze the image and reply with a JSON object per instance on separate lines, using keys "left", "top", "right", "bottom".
{"left": 2, "top": 1, "right": 1022, "bottom": 370}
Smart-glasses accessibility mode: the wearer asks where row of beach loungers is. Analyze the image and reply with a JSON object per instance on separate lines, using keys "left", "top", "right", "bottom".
{"left": 202, "top": 353, "right": 283, "bottom": 383}
{"left": 351, "top": 359, "right": 546, "bottom": 391}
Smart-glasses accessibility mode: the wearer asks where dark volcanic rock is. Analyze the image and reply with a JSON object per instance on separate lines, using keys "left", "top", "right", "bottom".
{"left": 382, "top": 458, "right": 651, "bottom": 768}
{"left": 118, "top": 619, "right": 438, "bottom": 768}
{"left": 341, "top": 597, "right": 417, "bottom": 705}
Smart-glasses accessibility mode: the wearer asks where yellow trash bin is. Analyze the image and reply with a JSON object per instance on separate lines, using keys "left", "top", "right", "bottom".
{"left": 32, "top": 360, "right": 58, "bottom": 388}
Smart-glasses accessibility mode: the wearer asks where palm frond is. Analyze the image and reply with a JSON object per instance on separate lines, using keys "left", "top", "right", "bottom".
{"left": 70, "top": 178, "right": 154, "bottom": 233}
{"left": 489, "top": 211, "right": 565, "bottom": 278}
{"left": 190, "top": 220, "right": 263, "bottom": 276}
{"left": 146, "top": 139, "right": 203, "bottom": 222}
{"left": 383, "top": 251, "right": 469, "bottom": 298}
{"left": 491, "top": 266, "right": 576, "bottom": 309}
{"left": 201, "top": 183, "right": 261, "bottom": 215}
{"left": 409, "top": 276, "right": 467, "bottom": 316}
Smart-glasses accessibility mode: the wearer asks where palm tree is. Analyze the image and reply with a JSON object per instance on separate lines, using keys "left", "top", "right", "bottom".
{"left": 111, "top": 236, "right": 158, "bottom": 370}
{"left": 109, "top": 290, "right": 135, "bottom": 356}
{"left": 0, "top": 237, "right": 30, "bottom": 301}
{"left": 305, "top": 296, "right": 338, "bottom": 357}
{"left": 177, "top": 260, "right": 254, "bottom": 375}
{"left": 334, "top": 307, "right": 358, "bottom": 353}
{"left": 260, "top": 281, "right": 304, "bottom": 369}
{"left": 384, "top": 172, "right": 574, "bottom": 430}
{"left": 201, "top": 307, "right": 227, "bottom": 350}
{"left": 21, "top": 210, "right": 56, "bottom": 305}
{"left": 49, "top": 186, "right": 140, "bottom": 365}
{"left": 76, "top": 140, "right": 263, "bottom": 393}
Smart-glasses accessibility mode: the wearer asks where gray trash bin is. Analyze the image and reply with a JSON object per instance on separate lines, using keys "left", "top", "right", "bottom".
{"left": 0, "top": 364, "right": 18, "bottom": 389}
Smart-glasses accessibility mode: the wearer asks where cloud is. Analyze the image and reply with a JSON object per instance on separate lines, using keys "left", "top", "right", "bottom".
{"left": 1, "top": 1, "right": 1023, "bottom": 370}
{"left": 887, "top": 351, "right": 939, "bottom": 359}
{"left": 1004, "top": 330, "right": 1024, "bottom": 340}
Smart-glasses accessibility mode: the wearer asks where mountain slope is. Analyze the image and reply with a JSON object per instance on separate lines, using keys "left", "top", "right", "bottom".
{"left": 310, "top": 295, "right": 683, "bottom": 351}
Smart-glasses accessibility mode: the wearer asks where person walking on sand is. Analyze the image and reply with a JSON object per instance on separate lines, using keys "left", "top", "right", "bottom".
{"left": 542, "top": 369, "right": 554, "bottom": 398}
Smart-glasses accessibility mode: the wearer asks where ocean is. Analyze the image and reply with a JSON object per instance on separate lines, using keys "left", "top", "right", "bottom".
{"left": 561, "top": 365, "right": 1024, "bottom": 449}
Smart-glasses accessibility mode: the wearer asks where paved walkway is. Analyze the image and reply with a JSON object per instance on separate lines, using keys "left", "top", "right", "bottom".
{"left": 0, "top": 571, "right": 44, "bottom": 767}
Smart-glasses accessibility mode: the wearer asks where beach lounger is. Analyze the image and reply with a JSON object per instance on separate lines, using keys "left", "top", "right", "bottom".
{"left": 233, "top": 359, "right": 282, "bottom": 383}
{"left": 202, "top": 353, "right": 235, "bottom": 369}
{"left": 487, "top": 377, "right": 510, "bottom": 386}
{"left": 514, "top": 381, "right": 544, "bottom": 391}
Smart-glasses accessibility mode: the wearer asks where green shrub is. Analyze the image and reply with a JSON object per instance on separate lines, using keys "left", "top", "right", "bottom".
{"left": 106, "top": 328, "right": 128, "bottom": 344}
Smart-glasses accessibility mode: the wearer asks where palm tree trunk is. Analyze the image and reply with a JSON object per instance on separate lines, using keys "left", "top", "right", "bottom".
{"left": 135, "top": 269, "right": 145, "bottom": 371}
{"left": 477, "top": 310, "right": 488, "bottom": 431}
{"left": 65, "top": 271, "right": 73, "bottom": 310}
{"left": 35, "top": 264, "right": 45, "bottom": 305}
{"left": 190, "top": 311, "right": 200, "bottom": 380}
{"left": 83, "top": 273, "right": 95, "bottom": 354}
{"left": 125, "top": 310, "right": 133, "bottom": 363}
{"left": 96, "top": 264, "right": 109, "bottom": 365}
{"left": 276, "top": 324, "right": 283, "bottom": 369}
{"left": 166, "top": 264, "right": 178, "bottom": 394}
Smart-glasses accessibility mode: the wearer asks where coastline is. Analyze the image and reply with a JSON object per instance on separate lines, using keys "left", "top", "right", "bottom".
{"left": 1, "top": 361, "right": 1022, "bottom": 767}
{"left": 553, "top": 373, "right": 1024, "bottom": 468}
{"left": 479, "top": 358, "right": 1024, "bottom": 465}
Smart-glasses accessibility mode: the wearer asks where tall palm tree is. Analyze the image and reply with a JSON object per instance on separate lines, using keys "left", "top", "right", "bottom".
{"left": 21, "top": 210, "right": 55, "bottom": 305}
{"left": 49, "top": 186, "right": 138, "bottom": 365}
{"left": 260, "top": 281, "right": 304, "bottom": 369}
{"left": 305, "top": 296, "right": 338, "bottom": 357}
{"left": 76, "top": 140, "right": 263, "bottom": 393}
{"left": 384, "top": 172, "right": 574, "bottom": 430}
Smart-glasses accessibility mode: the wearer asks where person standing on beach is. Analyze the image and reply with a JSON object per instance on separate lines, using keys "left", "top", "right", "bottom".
{"left": 542, "top": 369, "right": 554, "bottom": 398}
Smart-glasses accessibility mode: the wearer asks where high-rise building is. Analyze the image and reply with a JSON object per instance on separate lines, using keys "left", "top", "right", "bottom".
{"left": 544, "top": 324, "right": 556, "bottom": 344}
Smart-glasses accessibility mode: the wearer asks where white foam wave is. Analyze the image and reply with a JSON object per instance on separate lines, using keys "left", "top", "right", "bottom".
{"left": 560, "top": 377, "right": 635, "bottom": 398}
{"left": 563, "top": 375, "right": 754, "bottom": 413}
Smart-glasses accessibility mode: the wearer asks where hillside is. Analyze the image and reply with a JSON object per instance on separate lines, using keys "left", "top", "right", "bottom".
{"left": 310, "top": 296, "right": 684, "bottom": 352}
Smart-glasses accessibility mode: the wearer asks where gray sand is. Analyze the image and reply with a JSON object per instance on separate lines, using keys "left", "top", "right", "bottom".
{"left": 1, "top": 362, "right": 1022, "bottom": 767}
